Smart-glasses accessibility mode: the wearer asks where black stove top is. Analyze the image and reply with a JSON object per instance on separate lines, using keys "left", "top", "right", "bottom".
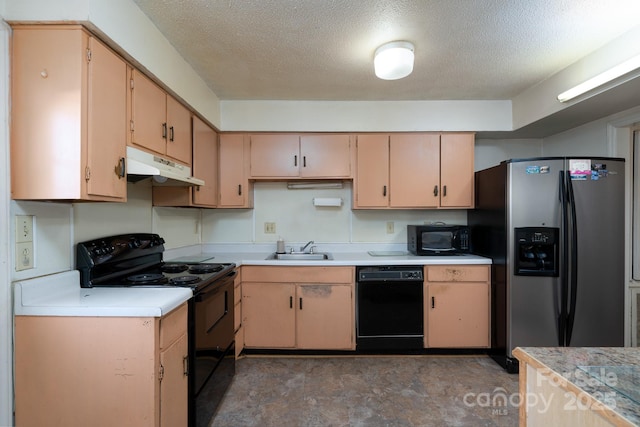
{"left": 76, "top": 233, "right": 235, "bottom": 292}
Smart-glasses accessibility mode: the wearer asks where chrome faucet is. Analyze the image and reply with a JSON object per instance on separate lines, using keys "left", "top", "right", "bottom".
{"left": 300, "top": 240, "right": 315, "bottom": 253}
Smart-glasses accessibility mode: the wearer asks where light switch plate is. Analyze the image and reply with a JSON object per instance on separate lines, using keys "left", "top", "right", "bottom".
{"left": 16, "top": 241, "right": 34, "bottom": 271}
{"left": 16, "top": 215, "right": 34, "bottom": 243}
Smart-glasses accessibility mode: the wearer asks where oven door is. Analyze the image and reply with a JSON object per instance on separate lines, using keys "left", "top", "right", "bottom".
{"left": 189, "top": 271, "right": 236, "bottom": 427}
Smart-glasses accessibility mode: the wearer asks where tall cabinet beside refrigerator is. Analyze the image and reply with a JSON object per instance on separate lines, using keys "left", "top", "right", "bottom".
{"left": 469, "top": 157, "right": 625, "bottom": 373}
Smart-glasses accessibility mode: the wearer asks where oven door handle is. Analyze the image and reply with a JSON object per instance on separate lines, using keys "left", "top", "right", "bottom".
{"left": 194, "top": 271, "right": 237, "bottom": 303}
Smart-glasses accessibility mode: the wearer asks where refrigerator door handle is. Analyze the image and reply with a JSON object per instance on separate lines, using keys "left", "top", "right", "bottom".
{"left": 565, "top": 170, "right": 579, "bottom": 346}
{"left": 558, "top": 170, "right": 568, "bottom": 346}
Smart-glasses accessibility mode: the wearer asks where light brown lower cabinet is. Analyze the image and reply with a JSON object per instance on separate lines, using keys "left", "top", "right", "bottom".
{"left": 424, "top": 265, "right": 490, "bottom": 348}
{"left": 14, "top": 303, "right": 188, "bottom": 427}
{"left": 241, "top": 266, "right": 355, "bottom": 350}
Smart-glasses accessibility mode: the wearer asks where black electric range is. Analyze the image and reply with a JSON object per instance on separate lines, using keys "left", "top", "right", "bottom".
{"left": 76, "top": 233, "right": 235, "bottom": 291}
{"left": 76, "top": 233, "right": 236, "bottom": 427}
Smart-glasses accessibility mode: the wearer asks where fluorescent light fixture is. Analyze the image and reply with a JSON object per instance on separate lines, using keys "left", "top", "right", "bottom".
{"left": 557, "top": 53, "right": 640, "bottom": 102}
{"left": 374, "top": 41, "right": 414, "bottom": 80}
{"left": 287, "top": 181, "right": 344, "bottom": 190}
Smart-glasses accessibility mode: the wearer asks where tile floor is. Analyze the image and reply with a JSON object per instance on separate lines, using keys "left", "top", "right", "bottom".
{"left": 210, "top": 355, "right": 519, "bottom": 426}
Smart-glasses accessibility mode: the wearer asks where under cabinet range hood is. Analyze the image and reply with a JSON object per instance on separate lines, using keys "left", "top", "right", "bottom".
{"left": 126, "top": 146, "right": 204, "bottom": 186}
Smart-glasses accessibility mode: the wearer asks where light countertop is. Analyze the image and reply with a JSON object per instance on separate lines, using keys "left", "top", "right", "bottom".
{"left": 165, "top": 244, "right": 492, "bottom": 267}
{"left": 14, "top": 246, "right": 491, "bottom": 318}
{"left": 14, "top": 270, "right": 192, "bottom": 317}
{"left": 514, "top": 347, "right": 640, "bottom": 426}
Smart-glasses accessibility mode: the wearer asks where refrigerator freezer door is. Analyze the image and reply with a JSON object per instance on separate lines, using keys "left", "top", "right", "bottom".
{"left": 507, "top": 159, "right": 565, "bottom": 355}
{"left": 565, "top": 159, "right": 625, "bottom": 347}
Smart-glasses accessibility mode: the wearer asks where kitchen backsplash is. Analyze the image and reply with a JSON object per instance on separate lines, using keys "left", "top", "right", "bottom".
{"left": 10, "top": 180, "right": 468, "bottom": 281}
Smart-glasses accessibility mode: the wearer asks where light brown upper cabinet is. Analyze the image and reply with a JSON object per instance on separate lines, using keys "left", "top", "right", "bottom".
{"left": 353, "top": 133, "right": 474, "bottom": 209}
{"left": 219, "top": 134, "right": 253, "bottom": 208}
{"left": 152, "top": 116, "right": 218, "bottom": 207}
{"left": 438, "top": 133, "right": 475, "bottom": 208}
{"left": 249, "top": 134, "right": 352, "bottom": 179}
{"left": 129, "top": 69, "right": 192, "bottom": 166}
{"left": 11, "top": 25, "right": 127, "bottom": 202}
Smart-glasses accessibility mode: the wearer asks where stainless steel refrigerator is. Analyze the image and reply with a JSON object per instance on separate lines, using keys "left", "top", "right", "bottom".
{"left": 469, "top": 157, "right": 625, "bottom": 373}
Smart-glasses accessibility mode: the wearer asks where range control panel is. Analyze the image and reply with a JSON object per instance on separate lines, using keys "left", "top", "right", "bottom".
{"left": 357, "top": 266, "right": 423, "bottom": 282}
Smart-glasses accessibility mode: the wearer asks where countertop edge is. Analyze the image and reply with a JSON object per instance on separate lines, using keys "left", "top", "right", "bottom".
{"left": 513, "top": 347, "right": 638, "bottom": 427}
{"left": 14, "top": 271, "right": 192, "bottom": 317}
{"left": 168, "top": 251, "right": 492, "bottom": 267}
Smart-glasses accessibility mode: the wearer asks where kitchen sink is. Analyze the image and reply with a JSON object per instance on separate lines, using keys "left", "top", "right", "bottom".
{"left": 266, "top": 252, "right": 333, "bottom": 260}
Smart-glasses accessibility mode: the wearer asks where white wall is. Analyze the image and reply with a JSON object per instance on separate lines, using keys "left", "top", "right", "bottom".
{"left": 201, "top": 181, "right": 470, "bottom": 246}
{"left": 512, "top": 26, "right": 640, "bottom": 130}
{"left": 220, "top": 100, "right": 513, "bottom": 132}
{"left": 542, "top": 119, "right": 610, "bottom": 157}
{"left": 474, "top": 138, "right": 543, "bottom": 171}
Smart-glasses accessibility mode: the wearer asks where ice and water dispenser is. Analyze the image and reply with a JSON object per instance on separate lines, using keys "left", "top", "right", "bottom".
{"left": 514, "top": 227, "right": 559, "bottom": 276}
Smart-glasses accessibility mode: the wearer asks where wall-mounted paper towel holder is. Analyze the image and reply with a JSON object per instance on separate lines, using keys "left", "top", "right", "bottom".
{"left": 313, "top": 197, "right": 343, "bottom": 207}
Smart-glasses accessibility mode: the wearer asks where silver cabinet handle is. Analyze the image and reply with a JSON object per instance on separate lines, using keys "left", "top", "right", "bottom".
{"left": 115, "top": 157, "right": 126, "bottom": 178}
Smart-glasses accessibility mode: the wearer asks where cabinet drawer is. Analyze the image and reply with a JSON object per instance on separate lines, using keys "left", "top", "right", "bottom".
{"left": 243, "top": 266, "right": 354, "bottom": 284}
{"left": 426, "top": 265, "right": 489, "bottom": 282}
{"left": 160, "top": 303, "right": 188, "bottom": 349}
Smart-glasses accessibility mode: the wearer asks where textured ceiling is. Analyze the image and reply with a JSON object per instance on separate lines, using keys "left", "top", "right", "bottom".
{"left": 132, "top": 0, "right": 640, "bottom": 103}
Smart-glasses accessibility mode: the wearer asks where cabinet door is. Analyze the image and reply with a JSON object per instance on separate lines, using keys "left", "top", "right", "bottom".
{"left": 87, "top": 36, "right": 127, "bottom": 200}
{"left": 192, "top": 116, "right": 217, "bottom": 206}
{"left": 439, "top": 133, "right": 474, "bottom": 208}
{"left": 166, "top": 96, "right": 192, "bottom": 165}
{"left": 426, "top": 282, "right": 490, "bottom": 348}
{"left": 249, "top": 134, "right": 300, "bottom": 177}
{"left": 11, "top": 27, "right": 84, "bottom": 200}
{"left": 354, "top": 134, "right": 389, "bottom": 208}
{"left": 296, "top": 284, "right": 353, "bottom": 350}
{"left": 389, "top": 133, "right": 440, "bottom": 208}
{"left": 242, "top": 283, "right": 296, "bottom": 348}
{"left": 159, "top": 333, "right": 188, "bottom": 427}
{"left": 130, "top": 69, "right": 167, "bottom": 155}
{"left": 219, "top": 134, "right": 251, "bottom": 207}
{"left": 300, "top": 134, "right": 351, "bottom": 178}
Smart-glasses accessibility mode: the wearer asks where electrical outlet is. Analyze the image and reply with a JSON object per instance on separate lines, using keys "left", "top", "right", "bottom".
{"left": 16, "top": 215, "right": 34, "bottom": 243}
{"left": 16, "top": 241, "right": 34, "bottom": 271}
{"left": 386, "top": 221, "right": 394, "bottom": 234}
{"left": 264, "top": 222, "right": 276, "bottom": 234}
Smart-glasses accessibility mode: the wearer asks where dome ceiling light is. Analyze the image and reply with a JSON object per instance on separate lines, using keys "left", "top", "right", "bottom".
{"left": 374, "top": 41, "right": 415, "bottom": 80}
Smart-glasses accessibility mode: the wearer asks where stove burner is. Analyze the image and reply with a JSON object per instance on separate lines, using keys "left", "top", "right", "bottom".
{"left": 189, "top": 264, "right": 224, "bottom": 274}
{"left": 127, "top": 273, "right": 169, "bottom": 285}
{"left": 161, "top": 263, "right": 189, "bottom": 273}
{"left": 170, "top": 275, "right": 202, "bottom": 285}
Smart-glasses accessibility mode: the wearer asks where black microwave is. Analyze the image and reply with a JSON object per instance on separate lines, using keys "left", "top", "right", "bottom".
{"left": 407, "top": 224, "right": 470, "bottom": 255}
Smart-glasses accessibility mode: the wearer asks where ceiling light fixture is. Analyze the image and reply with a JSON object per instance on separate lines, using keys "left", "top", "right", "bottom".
{"left": 557, "top": 53, "right": 640, "bottom": 103}
{"left": 374, "top": 41, "right": 414, "bottom": 80}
